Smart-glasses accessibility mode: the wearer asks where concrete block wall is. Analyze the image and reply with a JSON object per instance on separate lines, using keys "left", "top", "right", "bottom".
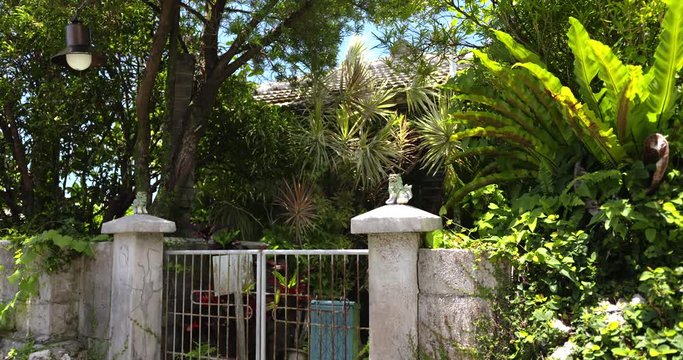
{"left": 4, "top": 234, "right": 507, "bottom": 359}
{"left": 418, "top": 249, "right": 506, "bottom": 359}
{"left": 78, "top": 242, "right": 113, "bottom": 355}
{"left": 0, "top": 241, "right": 18, "bottom": 310}
{"left": 1, "top": 241, "right": 22, "bottom": 356}
{"left": 15, "top": 262, "right": 82, "bottom": 342}
{"left": 0, "top": 240, "right": 113, "bottom": 358}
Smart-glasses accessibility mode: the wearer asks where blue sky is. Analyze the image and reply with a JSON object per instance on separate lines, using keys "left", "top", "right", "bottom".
{"left": 336, "top": 23, "right": 386, "bottom": 63}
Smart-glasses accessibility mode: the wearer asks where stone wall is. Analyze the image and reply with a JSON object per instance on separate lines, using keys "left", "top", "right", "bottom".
{"left": 0, "top": 236, "right": 204, "bottom": 358}
{"left": 2, "top": 235, "right": 507, "bottom": 359}
{"left": 0, "top": 241, "right": 18, "bottom": 320}
{"left": 15, "top": 261, "right": 81, "bottom": 342}
{"left": 78, "top": 242, "right": 113, "bottom": 357}
{"left": 418, "top": 249, "right": 507, "bottom": 359}
{"left": 0, "top": 241, "right": 113, "bottom": 359}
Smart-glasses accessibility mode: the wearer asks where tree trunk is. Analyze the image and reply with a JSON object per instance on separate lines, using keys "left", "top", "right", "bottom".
{"left": 157, "top": 79, "right": 221, "bottom": 235}
{"left": 154, "top": 0, "right": 316, "bottom": 234}
{"left": 134, "top": 0, "right": 176, "bottom": 201}
{"left": 0, "top": 100, "right": 34, "bottom": 217}
{"left": 153, "top": 45, "right": 195, "bottom": 232}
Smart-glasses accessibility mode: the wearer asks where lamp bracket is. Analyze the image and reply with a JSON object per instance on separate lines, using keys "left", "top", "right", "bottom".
{"left": 72, "top": 0, "right": 94, "bottom": 23}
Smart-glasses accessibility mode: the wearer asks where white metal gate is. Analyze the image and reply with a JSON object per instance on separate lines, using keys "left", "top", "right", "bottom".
{"left": 163, "top": 249, "right": 369, "bottom": 360}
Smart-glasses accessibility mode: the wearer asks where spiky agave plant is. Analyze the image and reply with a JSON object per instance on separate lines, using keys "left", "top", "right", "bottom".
{"left": 434, "top": 1, "right": 683, "bottom": 208}
{"left": 274, "top": 179, "right": 318, "bottom": 244}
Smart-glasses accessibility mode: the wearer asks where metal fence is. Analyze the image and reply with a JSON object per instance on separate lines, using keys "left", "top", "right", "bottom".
{"left": 163, "top": 249, "right": 369, "bottom": 360}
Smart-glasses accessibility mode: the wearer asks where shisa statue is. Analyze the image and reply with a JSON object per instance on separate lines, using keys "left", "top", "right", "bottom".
{"left": 385, "top": 174, "right": 412, "bottom": 205}
{"left": 132, "top": 191, "right": 148, "bottom": 214}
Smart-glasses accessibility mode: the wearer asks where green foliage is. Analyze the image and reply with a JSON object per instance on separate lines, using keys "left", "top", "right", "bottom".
{"left": 179, "top": 342, "right": 218, "bottom": 359}
{"left": 444, "top": 163, "right": 683, "bottom": 359}
{"left": 2, "top": 0, "right": 428, "bottom": 235}
{"left": 255, "top": 179, "right": 355, "bottom": 250}
{"left": 491, "top": 30, "right": 544, "bottom": 67}
{"left": 423, "top": 3, "right": 683, "bottom": 211}
{"left": 377, "top": 0, "right": 666, "bottom": 95}
{"left": 490, "top": 0, "right": 666, "bottom": 87}
{"left": 351, "top": 1, "right": 683, "bottom": 358}
{"left": 5, "top": 340, "right": 35, "bottom": 360}
{"left": 296, "top": 40, "right": 414, "bottom": 190}
{"left": 194, "top": 39, "right": 417, "bottom": 245}
{"left": 644, "top": 0, "right": 683, "bottom": 130}
{"left": 0, "top": 229, "right": 101, "bottom": 327}
{"left": 274, "top": 179, "right": 319, "bottom": 242}
{"left": 0, "top": 0, "right": 157, "bottom": 231}
{"left": 155, "top": 0, "right": 435, "bottom": 232}
{"left": 413, "top": 97, "right": 463, "bottom": 176}
{"left": 194, "top": 77, "right": 299, "bottom": 240}
{"left": 569, "top": 266, "right": 683, "bottom": 359}
{"left": 250, "top": 38, "right": 435, "bottom": 249}
{"left": 424, "top": 228, "right": 467, "bottom": 249}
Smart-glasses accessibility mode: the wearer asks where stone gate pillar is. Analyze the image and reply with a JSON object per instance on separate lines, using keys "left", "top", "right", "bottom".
{"left": 101, "top": 212, "right": 175, "bottom": 360}
{"left": 351, "top": 204, "right": 441, "bottom": 360}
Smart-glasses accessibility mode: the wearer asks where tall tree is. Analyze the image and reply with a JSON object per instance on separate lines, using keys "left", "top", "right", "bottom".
{"left": 152, "top": 0, "right": 423, "bottom": 233}
{"left": 135, "top": 0, "right": 177, "bottom": 200}
{"left": 0, "top": 0, "right": 159, "bottom": 231}
{"left": 0, "top": 0, "right": 431, "bottom": 234}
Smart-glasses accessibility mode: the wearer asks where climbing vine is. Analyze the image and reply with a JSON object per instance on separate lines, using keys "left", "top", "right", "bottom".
{"left": 0, "top": 229, "right": 104, "bottom": 328}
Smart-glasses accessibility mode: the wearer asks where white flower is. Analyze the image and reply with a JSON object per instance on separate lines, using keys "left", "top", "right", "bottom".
{"left": 630, "top": 294, "right": 645, "bottom": 306}
{"left": 604, "top": 303, "right": 621, "bottom": 313}
{"left": 549, "top": 341, "right": 576, "bottom": 360}
{"left": 550, "top": 318, "right": 572, "bottom": 333}
{"left": 605, "top": 312, "right": 625, "bottom": 326}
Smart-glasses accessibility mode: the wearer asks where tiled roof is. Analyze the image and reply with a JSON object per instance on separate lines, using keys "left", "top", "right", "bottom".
{"left": 254, "top": 56, "right": 459, "bottom": 106}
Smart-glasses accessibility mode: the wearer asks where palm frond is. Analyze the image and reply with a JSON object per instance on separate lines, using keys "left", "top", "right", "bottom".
{"left": 390, "top": 113, "right": 416, "bottom": 167}
{"left": 471, "top": 51, "right": 537, "bottom": 121}
{"left": 451, "top": 93, "right": 558, "bottom": 147}
{"left": 298, "top": 37, "right": 406, "bottom": 185}
{"left": 405, "top": 79, "right": 440, "bottom": 114}
{"left": 449, "top": 126, "right": 543, "bottom": 155}
{"left": 209, "top": 201, "right": 262, "bottom": 241}
{"left": 298, "top": 108, "right": 336, "bottom": 174}
{"left": 415, "top": 103, "right": 463, "bottom": 175}
{"left": 353, "top": 122, "right": 400, "bottom": 188}
{"left": 449, "top": 146, "right": 536, "bottom": 166}
{"left": 353, "top": 83, "right": 396, "bottom": 123}
{"left": 513, "top": 72, "right": 573, "bottom": 146}
{"left": 614, "top": 65, "right": 646, "bottom": 146}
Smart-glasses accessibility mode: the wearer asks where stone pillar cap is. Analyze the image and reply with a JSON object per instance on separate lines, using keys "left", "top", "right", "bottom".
{"left": 101, "top": 214, "right": 176, "bottom": 234}
{"left": 351, "top": 205, "right": 442, "bottom": 234}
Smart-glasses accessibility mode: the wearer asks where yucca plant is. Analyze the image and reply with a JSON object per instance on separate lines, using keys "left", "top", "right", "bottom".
{"left": 297, "top": 40, "right": 414, "bottom": 189}
{"left": 433, "top": 1, "right": 683, "bottom": 208}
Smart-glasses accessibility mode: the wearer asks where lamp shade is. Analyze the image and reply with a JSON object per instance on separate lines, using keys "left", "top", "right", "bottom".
{"left": 51, "top": 20, "right": 104, "bottom": 70}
